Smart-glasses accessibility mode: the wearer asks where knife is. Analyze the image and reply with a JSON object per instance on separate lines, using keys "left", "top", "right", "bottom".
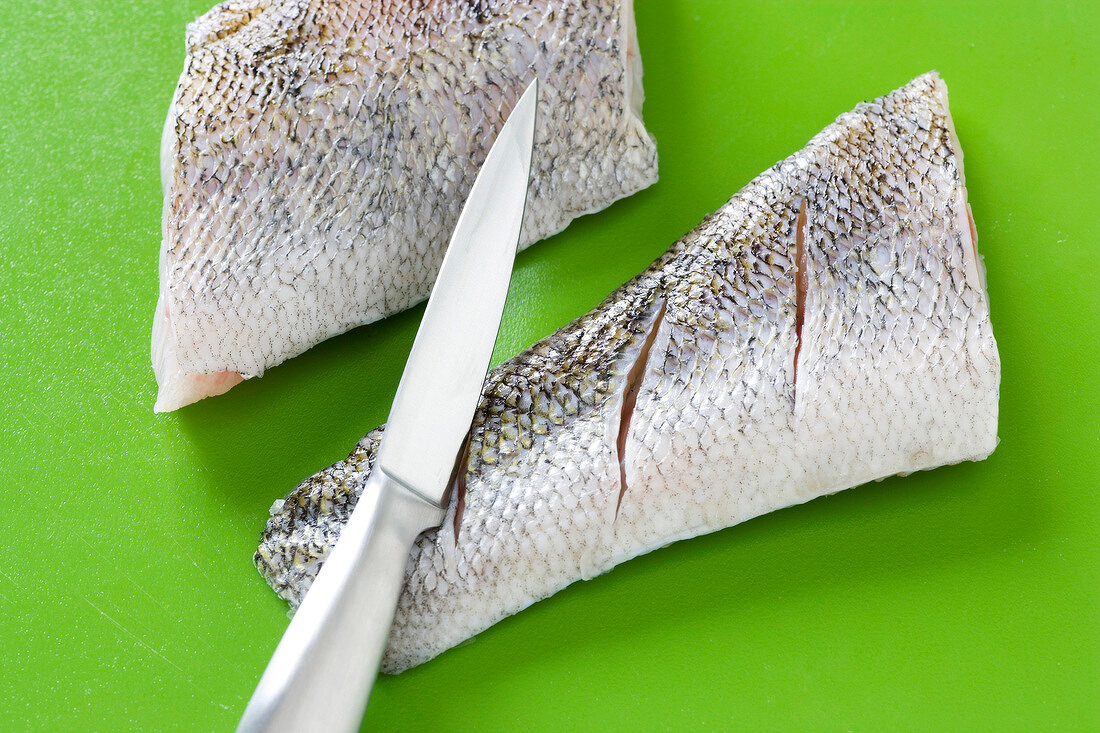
{"left": 237, "top": 79, "right": 539, "bottom": 733}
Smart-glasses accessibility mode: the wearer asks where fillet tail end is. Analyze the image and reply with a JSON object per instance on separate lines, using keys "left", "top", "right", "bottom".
{"left": 151, "top": 294, "right": 244, "bottom": 412}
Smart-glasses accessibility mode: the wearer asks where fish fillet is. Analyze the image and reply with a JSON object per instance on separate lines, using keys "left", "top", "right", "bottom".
{"left": 153, "top": 0, "right": 658, "bottom": 412}
{"left": 255, "top": 72, "right": 1000, "bottom": 673}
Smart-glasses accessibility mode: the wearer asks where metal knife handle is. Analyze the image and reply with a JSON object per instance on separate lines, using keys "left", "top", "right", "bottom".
{"left": 237, "top": 470, "right": 445, "bottom": 733}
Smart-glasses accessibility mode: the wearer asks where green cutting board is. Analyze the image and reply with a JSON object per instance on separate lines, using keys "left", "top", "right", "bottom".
{"left": 1, "top": 1, "right": 1097, "bottom": 729}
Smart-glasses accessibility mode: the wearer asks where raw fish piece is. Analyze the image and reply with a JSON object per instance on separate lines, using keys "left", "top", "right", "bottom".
{"left": 256, "top": 72, "right": 999, "bottom": 673}
{"left": 153, "top": 0, "right": 658, "bottom": 411}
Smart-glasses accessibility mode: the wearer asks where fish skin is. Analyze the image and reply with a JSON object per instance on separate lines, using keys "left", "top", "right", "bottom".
{"left": 152, "top": 0, "right": 658, "bottom": 412}
{"left": 255, "top": 72, "right": 1000, "bottom": 674}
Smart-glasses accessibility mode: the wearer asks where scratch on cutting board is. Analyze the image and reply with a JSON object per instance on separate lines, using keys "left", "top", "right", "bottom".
{"left": 14, "top": 390, "right": 66, "bottom": 440}
{"left": 80, "top": 589, "right": 232, "bottom": 704}
{"left": 72, "top": 528, "right": 228, "bottom": 700}
{"left": 83, "top": 593, "right": 232, "bottom": 710}
{"left": 82, "top": 595, "right": 188, "bottom": 675}
{"left": 0, "top": 567, "right": 19, "bottom": 604}
{"left": 0, "top": 566, "right": 22, "bottom": 589}
{"left": 75, "top": 535, "right": 178, "bottom": 619}
{"left": 168, "top": 533, "right": 215, "bottom": 583}
{"left": 124, "top": 576, "right": 176, "bottom": 617}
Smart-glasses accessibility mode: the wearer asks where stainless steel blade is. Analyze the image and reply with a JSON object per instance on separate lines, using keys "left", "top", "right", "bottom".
{"left": 236, "top": 80, "right": 539, "bottom": 733}
{"left": 376, "top": 80, "right": 538, "bottom": 504}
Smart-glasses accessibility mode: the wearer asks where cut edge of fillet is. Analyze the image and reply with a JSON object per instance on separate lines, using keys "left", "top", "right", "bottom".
{"left": 615, "top": 299, "right": 666, "bottom": 514}
{"left": 928, "top": 71, "right": 1000, "bottom": 461}
{"left": 151, "top": 293, "right": 244, "bottom": 413}
{"left": 622, "top": 0, "right": 646, "bottom": 126}
{"left": 931, "top": 72, "right": 986, "bottom": 296}
{"left": 152, "top": 88, "right": 248, "bottom": 413}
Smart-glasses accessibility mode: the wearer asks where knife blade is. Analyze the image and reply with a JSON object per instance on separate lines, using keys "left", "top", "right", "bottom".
{"left": 237, "top": 79, "right": 539, "bottom": 733}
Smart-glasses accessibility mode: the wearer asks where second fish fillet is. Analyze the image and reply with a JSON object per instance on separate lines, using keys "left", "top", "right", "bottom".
{"left": 255, "top": 72, "right": 1000, "bottom": 673}
{"left": 153, "top": 0, "right": 658, "bottom": 411}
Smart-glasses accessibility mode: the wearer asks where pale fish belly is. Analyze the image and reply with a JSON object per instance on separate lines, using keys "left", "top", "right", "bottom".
{"left": 255, "top": 72, "right": 999, "bottom": 673}
{"left": 153, "top": 0, "right": 658, "bottom": 411}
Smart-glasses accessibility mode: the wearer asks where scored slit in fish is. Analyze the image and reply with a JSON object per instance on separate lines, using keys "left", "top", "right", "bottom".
{"left": 255, "top": 72, "right": 1000, "bottom": 674}
{"left": 152, "top": 0, "right": 659, "bottom": 412}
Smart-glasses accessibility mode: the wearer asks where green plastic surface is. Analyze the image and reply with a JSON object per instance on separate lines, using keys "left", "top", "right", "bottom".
{"left": 1, "top": 1, "right": 1097, "bottom": 729}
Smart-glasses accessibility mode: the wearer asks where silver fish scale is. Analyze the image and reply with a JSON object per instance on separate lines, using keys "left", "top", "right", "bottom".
{"left": 153, "top": 0, "right": 658, "bottom": 410}
{"left": 255, "top": 72, "right": 999, "bottom": 673}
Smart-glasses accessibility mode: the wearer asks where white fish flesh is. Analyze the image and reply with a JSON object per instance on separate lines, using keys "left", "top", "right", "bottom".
{"left": 255, "top": 72, "right": 1000, "bottom": 673}
{"left": 152, "top": 0, "right": 659, "bottom": 411}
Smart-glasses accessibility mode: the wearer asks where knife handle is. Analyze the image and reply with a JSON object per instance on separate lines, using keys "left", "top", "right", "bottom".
{"left": 237, "top": 469, "right": 445, "bottom": 733}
